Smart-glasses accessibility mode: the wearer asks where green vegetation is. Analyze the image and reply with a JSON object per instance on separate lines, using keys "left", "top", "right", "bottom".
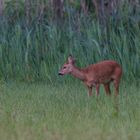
{"left": 0, "top": 82, "right": 140, "bottom": 140}
{"left": 0, "top": 0, "right": 140, "bottom": 82}
{"left": 0, "top": 17, "right": 140, "bottom": 82}
{"left": 0, "top": 0, "right": 140, "bottom": 140}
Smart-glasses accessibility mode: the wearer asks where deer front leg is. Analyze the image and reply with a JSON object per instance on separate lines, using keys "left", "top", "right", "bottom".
{"left": 87, "top": 86, "right": 93, "bottom": 96}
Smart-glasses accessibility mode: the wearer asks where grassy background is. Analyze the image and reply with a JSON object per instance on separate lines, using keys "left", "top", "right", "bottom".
{"left": 0, "top": 20, "right": 140, "bottom": 82}
{"left": 0, "top": 0, "right": 140, "bottom": 82}
{"left": 0, "top": 81, "right": 140, "bottom": 140}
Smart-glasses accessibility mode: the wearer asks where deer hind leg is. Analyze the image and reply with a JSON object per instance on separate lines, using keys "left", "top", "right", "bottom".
{"left": 95, "top": 84, "right": 100, "bottom": 96}
{"left": 113, "top": 79, "right": 120, "bottom": 96}
{"left": 103, "top": 83, "right": 111, "bottom": 96}
{"left": 113, "top": 67, "right": 122, "bottom": 96}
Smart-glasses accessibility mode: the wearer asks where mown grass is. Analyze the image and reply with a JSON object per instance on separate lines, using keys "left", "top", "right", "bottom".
{"left": 0, "top": 81, "right": 139, "bottom": 140}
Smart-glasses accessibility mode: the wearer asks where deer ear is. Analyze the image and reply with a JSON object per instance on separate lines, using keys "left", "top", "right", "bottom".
{"left": 68, "top": 55, "right": 75, "bottom": 64}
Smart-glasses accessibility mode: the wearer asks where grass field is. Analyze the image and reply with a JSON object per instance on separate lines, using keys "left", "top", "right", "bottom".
{"left": 0, "top": 1, "right": 140, "bottom": 140}
{"left": 0, "top": 80, "right": 139, "bottom": 140}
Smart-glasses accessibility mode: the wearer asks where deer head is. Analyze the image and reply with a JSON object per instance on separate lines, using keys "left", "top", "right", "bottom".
{"left": 58, "top": 55, "right": 75, "bottom": 75}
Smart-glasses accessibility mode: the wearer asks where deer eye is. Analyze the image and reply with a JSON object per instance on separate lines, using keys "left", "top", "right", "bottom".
{"left": 63, "top": 66, "right": 66, "bottom": 69}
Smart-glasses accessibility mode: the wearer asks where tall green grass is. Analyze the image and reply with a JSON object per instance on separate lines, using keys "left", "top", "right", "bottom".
{"left": 0, "top": 20, "right": 140, "bottom": 82}
{"left": 0, "top": 0, "right": 140, "bottom": 82}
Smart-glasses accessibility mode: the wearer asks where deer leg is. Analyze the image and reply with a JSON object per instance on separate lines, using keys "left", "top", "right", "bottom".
{"left": 113, "top": 67, "right": 122, "bottom": 96}
{"left": 87, "top": 86, "right": 93, "bottom": 96}
{"left": 95, "top": 84, "right": 100, "bottom": 96}
{"left": 113, "top": 79, "right": 120, "bottom": 96}
{"left": 103, "top": 83, "right": 111, "bottom": 95}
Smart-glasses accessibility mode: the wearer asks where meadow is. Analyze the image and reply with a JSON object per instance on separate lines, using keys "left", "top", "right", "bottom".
{"left": 0, "top": 80, "right": 140, "bottom": 140}
{"left": 0, "top": 0, "right": 140, "bottom": 140}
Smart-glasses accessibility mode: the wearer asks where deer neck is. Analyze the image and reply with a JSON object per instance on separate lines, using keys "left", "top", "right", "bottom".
{"left": 71, "top": 66, "right": 86, "bottom": 81}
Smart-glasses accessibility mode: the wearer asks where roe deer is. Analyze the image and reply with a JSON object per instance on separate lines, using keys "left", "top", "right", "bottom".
{"left": 58, "top": 55, "right": 122, "bottom": 96}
